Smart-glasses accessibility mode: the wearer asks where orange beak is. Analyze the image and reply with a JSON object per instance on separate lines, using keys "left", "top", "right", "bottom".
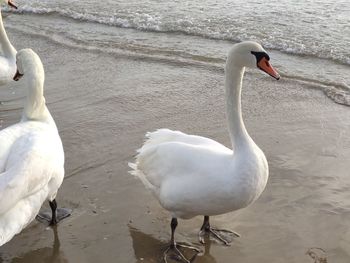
{"left": 257, "top": 57, "right": 280, "bottom": 80}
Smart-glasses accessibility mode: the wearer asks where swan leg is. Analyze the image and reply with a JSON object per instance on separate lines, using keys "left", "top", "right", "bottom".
{"left": 50, "top": 199, "right": 58, "bottom": 225}
{"left": 36, "top": 199, "right": 71, "bottom": 226}
{"left": 163, "top": 218, "right": 200, "bottom": 263}
{"left": 198, "top": 216, "right": 240, "bottom": 246}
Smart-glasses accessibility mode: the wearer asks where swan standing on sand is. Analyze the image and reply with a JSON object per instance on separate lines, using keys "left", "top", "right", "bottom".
{"left": 130, "top": 41, "right": 280, "bottom": 262}
{"left": 0, "top": 49, "right": 71, "bottom": 246}
{"left": 0, "top": 0, "right": 17, "bottom": 86}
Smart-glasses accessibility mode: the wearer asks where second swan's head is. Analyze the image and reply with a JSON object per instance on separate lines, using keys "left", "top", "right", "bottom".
{"left": 13, "top": 49, "right": 44, "bottom": 82}
{"left": 1, "top": 0, "right": 17, "bottom": 9}
{"left": 227, "top": 41, "right": 280, "bottom": 80}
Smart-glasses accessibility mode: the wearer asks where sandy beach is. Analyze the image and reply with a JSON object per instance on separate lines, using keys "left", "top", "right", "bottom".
{"left": 0, "top": 27, "right": 349, "bottom": 263}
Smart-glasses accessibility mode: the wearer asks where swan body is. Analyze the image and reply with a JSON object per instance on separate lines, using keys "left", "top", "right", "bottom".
{"left": 0, "top": 0, "right": 17, "bottom": 86}
{"left": 131, "top": 128, "right": 267, "bottom": 219}
{"left": 130, "top": 41, "right": 280, "bottom": 260}
{"left": 0, "top": 49, "right": 65, "bottom": 246}
{"left": 131, "top": 41, "right": 280, "bottom": 220}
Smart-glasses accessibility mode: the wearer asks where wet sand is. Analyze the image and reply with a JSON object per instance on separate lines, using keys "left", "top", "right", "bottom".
{"left": 0, "top": 30, "right": 349, "bottom": 263}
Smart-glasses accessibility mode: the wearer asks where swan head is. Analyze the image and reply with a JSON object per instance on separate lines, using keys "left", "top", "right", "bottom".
{"left": 1, "top": 0, "right": 17, "bottom": 9}
{"left": 228, "top": 41, "right": 280, "bottom": 80}
{"left": 13, "top": 49, "right": 44, "bottom": 81}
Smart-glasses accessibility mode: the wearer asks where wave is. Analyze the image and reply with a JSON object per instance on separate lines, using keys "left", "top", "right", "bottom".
{"left": 7, "top": 24, "right": 350, "bottom": 107}
{"left": 281, "top": 75, "right": 350, "bottom": 107}
{"left": 5, "top": 6, "right": 350, "bottom": 66}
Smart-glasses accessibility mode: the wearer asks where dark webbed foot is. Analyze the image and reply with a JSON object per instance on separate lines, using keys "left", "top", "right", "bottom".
{"left": 36, "top": 199, "right": 71, "bottom": 226}
{"left": 198, "top": 216, "right": 240, "bottom": 246}
{"left": 163, "top": 242, "right": 200, "bottom": 263}
{"left": 164, "top": 218, "right": 201, "bottom": 263}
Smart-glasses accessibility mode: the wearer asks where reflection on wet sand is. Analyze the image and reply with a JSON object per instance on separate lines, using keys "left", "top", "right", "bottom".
{"left": 10, "top": 227, "right": 68, "bottom": 263}
{"left": 129, "top": 225, "right": 217, "bottom": 263}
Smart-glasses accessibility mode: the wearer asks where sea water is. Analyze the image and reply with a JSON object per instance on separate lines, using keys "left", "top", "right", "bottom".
{"left": 4, "top": 0, "right": 350, "bottom": 105}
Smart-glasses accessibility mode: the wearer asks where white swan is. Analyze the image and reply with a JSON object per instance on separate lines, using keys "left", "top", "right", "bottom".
{"left": 0, "top": 49, "right": 70, "bottom": 247}
{"left": 0, "top": 0, "right": 17, "bottom": 86}
{"left": 130, "top": 41, "right": 280, "bottom": 262}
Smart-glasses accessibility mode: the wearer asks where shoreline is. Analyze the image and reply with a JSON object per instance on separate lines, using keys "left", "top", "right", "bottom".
{"left": 3, "top": 12, "right": 350, "bottom": 108}
{"left": 5, "top": 7, "right": 350, "bottom": 67}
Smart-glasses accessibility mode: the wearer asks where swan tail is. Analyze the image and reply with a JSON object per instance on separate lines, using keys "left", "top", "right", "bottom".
{"left": 128, "top": 162, "right": 156, "bottom": 192}
{"left": 140, "top": 129, "right": 184, "bottom": 151}
{"left": 128, "top": 129, "right": 177, "bottom": 194}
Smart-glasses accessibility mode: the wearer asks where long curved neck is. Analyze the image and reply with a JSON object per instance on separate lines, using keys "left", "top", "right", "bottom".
{"left": 0, "top": 9, "right": 16, "bottom": 58}
{"left": 22, "top": 72, "right": 54, "bottom": 124}
{"left": 225, "top": 64, "right": 252, "bottom": 151}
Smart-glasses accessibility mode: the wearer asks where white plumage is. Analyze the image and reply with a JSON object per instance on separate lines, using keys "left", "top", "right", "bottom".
{"left": 0, "top": 49, "right": 65, "bottom": 246}
{"left": 130, "top": 41, "right": 280, "bottom": 261}
{"left": 131, "top": 128, "right": 267, "bottom": 219}
{"left": 0, "top": 0, "right": 17, "bottom": 86}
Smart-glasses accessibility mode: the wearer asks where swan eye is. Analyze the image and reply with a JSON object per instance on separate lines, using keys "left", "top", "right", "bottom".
{"left": 251, "top": 51, "right": 270, "bottom": 63}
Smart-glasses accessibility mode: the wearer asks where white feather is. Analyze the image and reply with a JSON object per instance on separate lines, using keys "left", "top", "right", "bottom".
{"left": 0, "top": 2, "right": 16, "bottom": 86}
{"left": 0, "top": 49, "right": 64, "bottom": 246}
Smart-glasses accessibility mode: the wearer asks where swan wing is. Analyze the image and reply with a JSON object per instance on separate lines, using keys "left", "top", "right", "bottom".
{"left": 0, "top": 183, "right": 48, "bottom": 246}
{"left": 130, "top": 139, "right": 233, "bottom": 195}
{"left": 129, "top": 129, "right": 232, "bottom": 192}
{"left": 0, "top": 123, "right": 28, "bottom": 173}
{"left": 0, "top": 127, "right": 64, "bottom": 245}
{"left": 141, "top": 129, "right": 231, "bottom": 152}
{"left": 0, "top": 129, "right": 63, "bottom": 216}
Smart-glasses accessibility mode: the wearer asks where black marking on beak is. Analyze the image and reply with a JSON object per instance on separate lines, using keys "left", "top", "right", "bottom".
{"left": 13, "top": 70, "right": 23, "bottom": 81}
{"left": 8, "top": 0, "right": 18, "bottom": 9}
{"left": 251, "top": 51, "right": 270, "bottom": 63}
{"left": 252, "top": 51, "right": 280, "bottom": 80}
